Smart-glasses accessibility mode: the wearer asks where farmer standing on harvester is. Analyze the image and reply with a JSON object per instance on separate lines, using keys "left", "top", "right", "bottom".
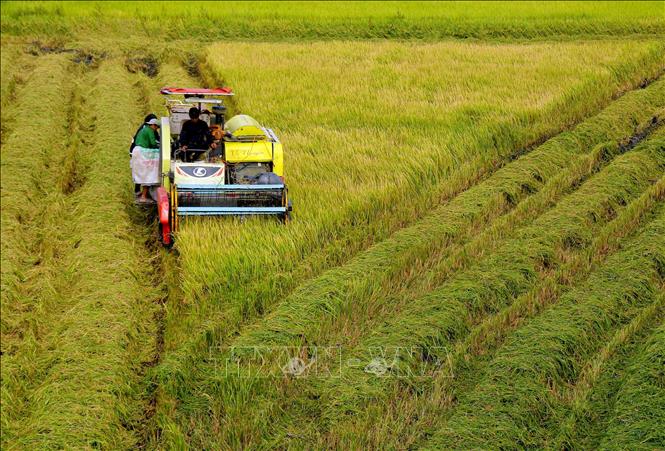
{"left": 131, "top": 118, "right": 161, "bottom": 203}
{"left": 130, "top": 113, "right": 160, "bottom": 193}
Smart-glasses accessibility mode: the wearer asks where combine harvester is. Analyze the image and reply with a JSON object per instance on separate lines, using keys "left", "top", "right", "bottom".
{"left": 154, "top": 87, "right": 292, "bottom": 246}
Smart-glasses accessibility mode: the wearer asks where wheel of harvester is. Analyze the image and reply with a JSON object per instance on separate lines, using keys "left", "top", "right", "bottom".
{"left": 159, "top": 223, "right": 173, "bottom": 249}
{"left": 162, "top": 222, "right": 175, "bottom": 249}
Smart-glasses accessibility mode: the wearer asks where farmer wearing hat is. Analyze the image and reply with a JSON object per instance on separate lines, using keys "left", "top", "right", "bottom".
{"left": 129, "top": 113, "right": 160, "bottom": 193}
{"left": 130, "top": 117, "right": 161, "bottom": 203}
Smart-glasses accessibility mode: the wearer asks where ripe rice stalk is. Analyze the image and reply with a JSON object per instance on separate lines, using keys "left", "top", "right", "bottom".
{"left": 2, "top": 2, "right": 664, "bottom": 40}
{"left": 162, "top": 40, "right": 664, "bottom": 381}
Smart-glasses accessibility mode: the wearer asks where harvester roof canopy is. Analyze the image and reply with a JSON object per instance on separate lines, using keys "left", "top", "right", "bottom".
{"left": 160, "top": 87, "right": 234, "bottom": 96}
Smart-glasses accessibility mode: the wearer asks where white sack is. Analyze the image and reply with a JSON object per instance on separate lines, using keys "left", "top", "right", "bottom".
{"left": 131, "top": 146, "right": 160, "bottom": 185}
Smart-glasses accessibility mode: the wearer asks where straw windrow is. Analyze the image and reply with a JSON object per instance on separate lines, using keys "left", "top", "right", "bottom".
{"left": 425, "top": 204, "right": 665, "bottom": 449}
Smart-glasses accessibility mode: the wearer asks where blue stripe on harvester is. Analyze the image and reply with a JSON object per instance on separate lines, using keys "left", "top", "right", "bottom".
{"left": 177, "top": 184, "right": 284, "bottom": 191}
{"left": 177, "top": 206, "right": 287, "bottom": 216}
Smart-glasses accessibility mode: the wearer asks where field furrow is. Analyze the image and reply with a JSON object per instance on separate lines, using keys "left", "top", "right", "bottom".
{"left": 423, "top": 199, "right": 665, "bottom": 449}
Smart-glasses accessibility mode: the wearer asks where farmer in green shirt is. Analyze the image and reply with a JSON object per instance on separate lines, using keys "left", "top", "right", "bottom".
{"left": 130, "top": 118, "right": 161, "bottom": 203}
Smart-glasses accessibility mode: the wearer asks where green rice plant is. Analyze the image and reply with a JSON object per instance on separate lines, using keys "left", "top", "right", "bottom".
{"left": 552, "top": 292, "right": 664, "bottom": 450}
{"left": 344, "top": 175, "right": 665, "bottom": 450}
{"left": 157, "top": 126, "right": 664, "bottom": 448}
{"left": 424, "top": 205, "right": 665, "bottom": 449}
{"left": 463, "top": 175, "right": 665, "bottom": 361}
{"left": 347, "top": 171, "right": 664, "bottom": 447}
{"left": 457, "top": 144, "right": 665, "bottom": 357}
{"left": 597, "top": 322, "right": 665, "bottom": 450}
{"left": 2, "top": 1, "right": 663, "bottom": 40}
{"left": 163, "top": 39, "right": 664, "bottom": 375}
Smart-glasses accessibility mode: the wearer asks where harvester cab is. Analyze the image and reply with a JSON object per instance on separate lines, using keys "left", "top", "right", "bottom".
{"left": 155, "top": 87, "right": 292, "bottom": 246}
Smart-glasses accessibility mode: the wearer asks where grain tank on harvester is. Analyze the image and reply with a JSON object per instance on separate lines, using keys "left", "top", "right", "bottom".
{"left": 154, "top": 87, "right": 292, "bottom": 246}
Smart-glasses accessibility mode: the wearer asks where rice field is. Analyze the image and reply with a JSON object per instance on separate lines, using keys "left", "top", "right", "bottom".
{"left": 1, "top": 1, "right": 664, "bottom": 449}
{"left": 2, "top": 1, "right": 664, "bottom": 40}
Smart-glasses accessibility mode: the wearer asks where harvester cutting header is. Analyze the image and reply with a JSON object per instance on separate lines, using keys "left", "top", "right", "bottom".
{"left": 148, "top": 87, "right": 292, "bottom": 246}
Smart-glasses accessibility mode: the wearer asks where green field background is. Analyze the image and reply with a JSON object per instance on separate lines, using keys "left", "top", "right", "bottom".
{"left": 2, "top": 1, "right": 664, "bottom": 39}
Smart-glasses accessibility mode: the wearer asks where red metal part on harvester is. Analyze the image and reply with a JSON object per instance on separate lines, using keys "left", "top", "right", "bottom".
{"left": 160, "top": 87, "right": 234, "bottom": 96}
{"left": 156, "top": 187, "right": 171, "bottom": 245}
